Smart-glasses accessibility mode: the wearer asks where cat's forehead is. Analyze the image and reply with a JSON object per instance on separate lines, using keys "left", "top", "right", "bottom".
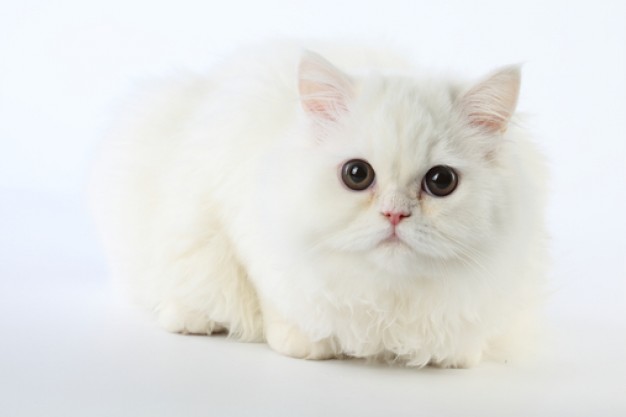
{"left": 351, "top": 77, "right": 460, "bottom": 183}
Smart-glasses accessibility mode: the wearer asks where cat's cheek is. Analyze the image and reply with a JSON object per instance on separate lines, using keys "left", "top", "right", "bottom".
{"left": 255, "top": 155, "right": 357, "bottom": 252}
{"left": 417, "top": 193, "right": 438, "bottom": 218}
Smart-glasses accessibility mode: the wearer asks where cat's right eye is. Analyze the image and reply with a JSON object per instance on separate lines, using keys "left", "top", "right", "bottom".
{"left": 341, "top": 159, "right": 375, "bottom": 191}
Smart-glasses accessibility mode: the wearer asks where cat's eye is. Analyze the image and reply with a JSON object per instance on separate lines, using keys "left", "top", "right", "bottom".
{"left": 341, "top": 159, "right": 375, "bottom": 191}
{"left": 422, "top": 165, "right": 458, "bottom": 197}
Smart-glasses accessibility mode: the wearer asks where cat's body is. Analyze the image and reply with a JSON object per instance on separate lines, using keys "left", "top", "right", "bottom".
{"left": 91, "top": 43, "right": 547, "bottom": 367}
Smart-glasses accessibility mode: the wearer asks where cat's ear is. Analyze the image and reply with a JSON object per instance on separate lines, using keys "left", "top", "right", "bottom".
{"left": 298, "top": 50, "right": 354, "bottom": 122}
{"left": 459, "top": 66, "right": 521, "bottom": 133}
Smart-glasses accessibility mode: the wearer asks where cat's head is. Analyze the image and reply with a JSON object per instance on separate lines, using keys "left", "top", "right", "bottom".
{"left": 261, "top": 51, "right": 524, "bottom": 278}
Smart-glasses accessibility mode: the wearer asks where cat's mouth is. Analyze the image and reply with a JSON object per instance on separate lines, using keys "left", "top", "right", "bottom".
{"left": 378, "top": 232, "right": 409, "bottom": 248}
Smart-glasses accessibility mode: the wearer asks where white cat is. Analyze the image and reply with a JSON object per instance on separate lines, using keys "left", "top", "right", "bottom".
{"left": 91, "top": 42, "right": 548, "bottom": 368}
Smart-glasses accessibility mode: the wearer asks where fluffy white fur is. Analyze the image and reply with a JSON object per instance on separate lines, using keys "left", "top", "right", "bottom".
{"left": 91, "top": 42, "right": 548, "bottom": 368}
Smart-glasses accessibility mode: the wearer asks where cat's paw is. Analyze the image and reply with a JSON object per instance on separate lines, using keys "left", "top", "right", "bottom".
{"left": 263, "top": 308, "right": 336, "bottom": 360}
{"left": 429, "top": 351, "right": 483, "bottom": 369}
{"left": 156, "top": 303, "right": 226, "bottom": 335}
{"left": 266, "top": 322, "right": 336, "bottom": 360}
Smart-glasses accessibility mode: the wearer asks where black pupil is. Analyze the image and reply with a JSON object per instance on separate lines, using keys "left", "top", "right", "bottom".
{"left": 342, "top": 159, "right": 375, "bottom": 191}
{"left": 349, "top": 164, "right": 368, "bottom": 183}
{"left": 430, "top": 168, "right": 452, "bottom": 189}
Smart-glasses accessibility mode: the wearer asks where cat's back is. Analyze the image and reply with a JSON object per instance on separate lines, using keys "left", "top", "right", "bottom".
{"left": 96, "top": 41, "right": 411, "bottom": 158}
{"left": 92, "top": 42, "right": 413, "bottom": 197}
{"left": 90, "top": 42, "right": 414, "bottom": 273}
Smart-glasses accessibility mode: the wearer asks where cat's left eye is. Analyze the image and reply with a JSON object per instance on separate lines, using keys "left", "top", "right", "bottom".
{"left": 341, "top": 159, "right": 375, "bottom": 191}
{"left": 422, "top": 165, "right": 458, "bottom": 197}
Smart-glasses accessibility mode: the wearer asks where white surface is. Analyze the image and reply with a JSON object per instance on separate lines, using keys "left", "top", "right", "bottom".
{"left": 1, "top": 1, "right": 625, "bottom": 416}
{"left": 0, "top": 191, "right": 624, "bottom": 416}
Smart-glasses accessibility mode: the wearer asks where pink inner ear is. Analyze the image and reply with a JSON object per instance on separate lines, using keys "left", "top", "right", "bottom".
{"left": 461, "top": 66, "right": 521, "bottom": 133}
{"left": 303, "top": 99, "right": 329, "bottom": 115}
{"left": 298, "top": 51, "right": 353, "bottom": 122}
{"left": 299, "top": 82, "right": 347, "bottom": 121}
{"left": 467, "top": 111, "right": 507, "bottom": 131}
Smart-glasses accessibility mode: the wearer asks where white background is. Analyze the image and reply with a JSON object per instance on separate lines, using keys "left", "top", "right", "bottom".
{"left": 1, "top": 1, "right": 624, "bottom": 416}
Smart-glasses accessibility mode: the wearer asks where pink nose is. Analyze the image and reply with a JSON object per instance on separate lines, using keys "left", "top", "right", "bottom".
{"left": 382, "top": 211, "right": 410, "bottom": 226}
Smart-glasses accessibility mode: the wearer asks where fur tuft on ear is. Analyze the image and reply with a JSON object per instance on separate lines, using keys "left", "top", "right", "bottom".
{"left": 459, "top": 66, "right": 521, "bottom": 133}
{"left": 298, "top": 50, "right": 354, "bottom": 122}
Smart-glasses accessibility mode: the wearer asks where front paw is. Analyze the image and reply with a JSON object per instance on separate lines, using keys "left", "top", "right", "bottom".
{"left": 263, "top": 308, "right": 336, "bottom": 360}
{"left": 428, "top": 350, "right": 483, "bottom": 369}
{"left": 156, "top": 302, "right": 225, "bottom": 335}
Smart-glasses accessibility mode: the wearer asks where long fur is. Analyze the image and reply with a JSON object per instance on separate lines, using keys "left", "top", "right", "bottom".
{"left": 90, "top": 42, "right": 548, "bottom": 367}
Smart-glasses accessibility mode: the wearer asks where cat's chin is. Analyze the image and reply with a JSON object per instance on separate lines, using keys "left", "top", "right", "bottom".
{"left": 366, "top": 240, "right": 428, "bottom": 277}
{"left": 363, "top": 239, "right": 460, "bottom": 279}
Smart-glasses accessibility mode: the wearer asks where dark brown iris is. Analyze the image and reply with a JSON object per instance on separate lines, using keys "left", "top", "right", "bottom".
{"left": 341, "top": 159, "right": 375, "bottom": 191}
{"left": 422, "top": 165, "right": 458, "bottom": 197}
